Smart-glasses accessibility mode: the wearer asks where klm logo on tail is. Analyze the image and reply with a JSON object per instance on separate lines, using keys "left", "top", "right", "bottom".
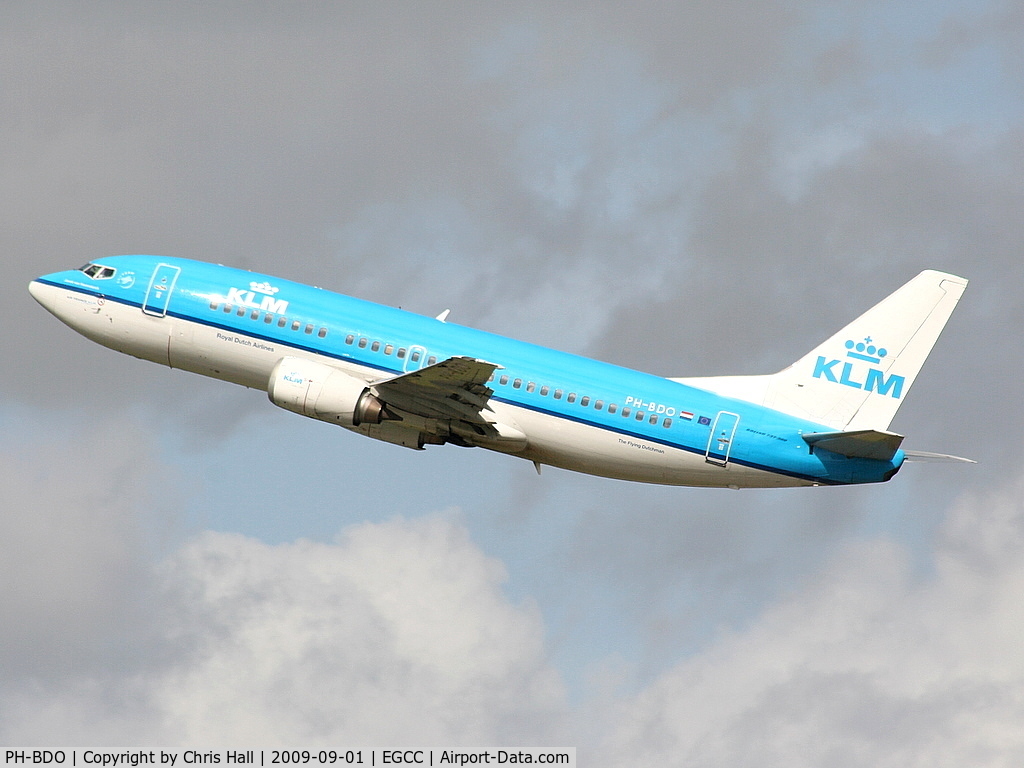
{"left": 812, "top": 337, "right": 905, "bottom": 398}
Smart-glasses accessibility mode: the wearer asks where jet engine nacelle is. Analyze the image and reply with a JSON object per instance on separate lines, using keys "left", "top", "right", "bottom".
{"left": 268, "top": 356, "right": 384, "bottom": 426}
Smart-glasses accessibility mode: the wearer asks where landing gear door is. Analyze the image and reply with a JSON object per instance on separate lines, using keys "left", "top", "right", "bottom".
{"left": 143, "top": 263, "right": 181, "bottom": 317}
{"left": 705, "top": 411, "right": 740, "bottom": 466}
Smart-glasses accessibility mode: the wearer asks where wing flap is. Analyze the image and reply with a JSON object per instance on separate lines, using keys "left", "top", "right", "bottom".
{"left": 372, "top": 356, "right": 498, "bottom": 424}
{"left": 802, "top": 429, "right": 905, "bottom": 461}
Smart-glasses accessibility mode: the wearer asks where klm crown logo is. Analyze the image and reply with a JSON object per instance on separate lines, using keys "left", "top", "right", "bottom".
{"left": 845, "top": 337, "right": 887, "bottom": 363}
{"left": 812, "top": 336, "right": 905, "bottom": 398}
{"left": 249, "top": 281, "right": 280, "bottom": 296}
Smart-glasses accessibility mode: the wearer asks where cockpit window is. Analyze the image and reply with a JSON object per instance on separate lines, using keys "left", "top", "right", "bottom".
{"left": 78, "top": 262, "right": 116, "bottom": 280}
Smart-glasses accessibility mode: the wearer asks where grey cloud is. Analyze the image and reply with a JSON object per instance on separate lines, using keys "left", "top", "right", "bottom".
{"left": 5, "top": 1, "right": 806, "bottom": 407}
{"left": 919, "top": 1, "right": 1024, "bottom": 76}
{"left": 0, "top": 416, "right": 168, "bottom": 681}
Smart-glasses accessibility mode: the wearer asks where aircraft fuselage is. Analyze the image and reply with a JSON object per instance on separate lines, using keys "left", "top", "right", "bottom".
{"left": 30, "top": 256, "right": 930, "bottom": 488}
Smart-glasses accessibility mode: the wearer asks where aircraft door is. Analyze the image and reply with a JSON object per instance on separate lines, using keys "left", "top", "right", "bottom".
{"left": 142, "top": 263, "right": 181, "bottom": 317}
{"left": 705, "top": 411, "right": 740, "bottom": 466}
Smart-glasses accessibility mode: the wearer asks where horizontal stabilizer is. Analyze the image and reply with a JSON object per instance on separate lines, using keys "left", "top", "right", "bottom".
{"left": 904, "top": 450, "right": 976, "bottom": 464}
{"left": 802, "top": 429, "right": 904, "bottom": 461}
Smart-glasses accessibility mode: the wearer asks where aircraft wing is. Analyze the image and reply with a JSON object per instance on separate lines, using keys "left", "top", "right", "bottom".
{"left": 370, "top": 356, "right": 498, "bottom": 423}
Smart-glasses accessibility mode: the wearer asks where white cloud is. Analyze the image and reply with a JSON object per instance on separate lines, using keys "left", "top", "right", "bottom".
{"left": 154, "top": 517, "right": 566, "bottom": 746}
{"left": 593, "top": 471, "right": 1024, "bottom": 766}
{"left": 2, "top": 514, "right": 567, "bottom": 748}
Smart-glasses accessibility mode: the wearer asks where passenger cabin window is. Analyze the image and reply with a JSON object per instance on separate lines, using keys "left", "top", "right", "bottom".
{"left": 318, "top": 328, "right": 328, "bottom": 339}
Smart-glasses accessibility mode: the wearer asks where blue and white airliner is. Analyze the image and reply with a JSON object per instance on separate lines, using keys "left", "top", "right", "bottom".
{"left": 30, "top": 257, "right": 971, "bottom": 488}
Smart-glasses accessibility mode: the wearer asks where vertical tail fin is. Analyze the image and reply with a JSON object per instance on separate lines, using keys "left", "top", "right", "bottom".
{"left": 763, "top": 270, "right": 968, "bottom": 430}
{"left": 674, "top": 270, "right": 968, "bottom": 431}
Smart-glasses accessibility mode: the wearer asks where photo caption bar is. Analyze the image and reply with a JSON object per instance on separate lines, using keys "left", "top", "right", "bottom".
{"left": 1, "top": 750, "right": 576, "bottom": 768}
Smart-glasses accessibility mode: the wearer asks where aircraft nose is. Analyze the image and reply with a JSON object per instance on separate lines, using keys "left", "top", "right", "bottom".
{"left": 28, "top": 273, "right": 70, "bottom": 317}
{"left": 28, "top": 277, "right": 50, "bottom": 307}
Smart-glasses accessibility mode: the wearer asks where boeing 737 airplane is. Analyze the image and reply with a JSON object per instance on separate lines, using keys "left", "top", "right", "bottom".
{"left": 30, "top": 257, "right": 970, "bottom": 488}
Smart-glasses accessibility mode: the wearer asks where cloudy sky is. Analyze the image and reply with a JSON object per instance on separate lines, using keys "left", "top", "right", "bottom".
{"left": 3, "top": 1, "right": 1023, "bottom": 763}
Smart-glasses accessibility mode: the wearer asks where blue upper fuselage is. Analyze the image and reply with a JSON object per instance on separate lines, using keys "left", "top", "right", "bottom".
{"left": 33, "top": 255, "right": 905, "bottom": 485}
